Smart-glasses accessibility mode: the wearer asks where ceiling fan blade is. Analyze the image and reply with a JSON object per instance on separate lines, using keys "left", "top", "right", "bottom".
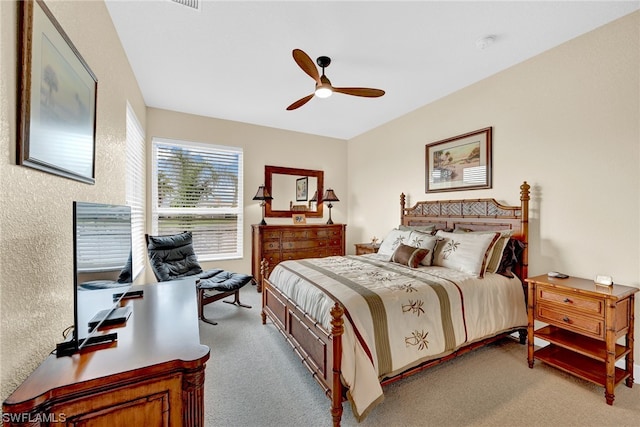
{"left": 333, "top": 87, "right": 385, "bottom": 98}
{"left": 286, "top": 93, "right": 315, "bottom": 111}
{"left": 292, "top": 49, "right": 321, "bottom": 84}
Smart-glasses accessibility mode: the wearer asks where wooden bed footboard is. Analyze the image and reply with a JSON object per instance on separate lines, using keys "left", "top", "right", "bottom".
{"left": 261, "top": 271, "right": 345, "bottom": 426}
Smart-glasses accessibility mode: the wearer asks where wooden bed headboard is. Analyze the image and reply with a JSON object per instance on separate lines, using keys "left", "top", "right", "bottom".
{"left": 400, "top": 181, "right": 530, "bottom": 279}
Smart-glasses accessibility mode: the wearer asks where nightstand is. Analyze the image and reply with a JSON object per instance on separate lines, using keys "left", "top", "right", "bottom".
{"left": 525, "top": 274, "right": 638, "bottom": 405}
{"left": 354, "top": 243, "right": 380, "bottom": 255}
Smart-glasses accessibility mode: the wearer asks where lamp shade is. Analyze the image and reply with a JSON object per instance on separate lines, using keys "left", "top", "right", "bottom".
{"left": 323, "top": 189, "right": 339, "bottom": 202}
{"left": 309, "top": 191, "right": 318, "bottom": 202}
{"left": 252, "top": 185, "right": 273, "bottom": 201}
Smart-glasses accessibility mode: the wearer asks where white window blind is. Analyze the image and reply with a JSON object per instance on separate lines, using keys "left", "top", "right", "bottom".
{"left": 151, "top": 137, "right": 243, "bottom": 261}
{"left": 75, "top": 203, "right": 131, "bottom": 274}
{"left": 125, "top": 104, "right": 146, "bottom": 279}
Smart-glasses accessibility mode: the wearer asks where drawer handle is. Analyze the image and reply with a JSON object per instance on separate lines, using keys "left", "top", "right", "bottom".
{"left": 562, "top": 316, "right": 570, "bottom": 323}
{"left": 563, "top": 298, "right": 572, "bottom": 303}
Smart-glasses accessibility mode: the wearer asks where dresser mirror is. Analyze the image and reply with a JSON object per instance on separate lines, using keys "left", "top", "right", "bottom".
{"left": 264, "top": 165, "right": 324, "bottom": 218}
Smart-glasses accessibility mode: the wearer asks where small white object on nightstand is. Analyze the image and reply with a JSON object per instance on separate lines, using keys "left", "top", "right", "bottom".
{"left": 594, "top": 275, "right": 613, "bottom": 286}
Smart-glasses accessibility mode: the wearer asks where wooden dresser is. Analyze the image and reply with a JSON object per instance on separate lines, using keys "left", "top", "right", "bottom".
{"left": 525, "top": 274, "right": 637, "bottom": 405}
{"left": 252, "top": 223, "right": 346, "bottom": 291}
{"left": 2, "top": 280, "right": 210, "bottom": 426}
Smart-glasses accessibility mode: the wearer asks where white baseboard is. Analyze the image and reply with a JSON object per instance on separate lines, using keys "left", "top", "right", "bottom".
{"left": 533, "top": 337, "right": 639, "bottom": 384}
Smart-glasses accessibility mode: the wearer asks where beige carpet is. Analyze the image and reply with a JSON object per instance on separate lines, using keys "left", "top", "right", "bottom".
{"left": 200, "top": 285, "right": 640, "bottom": 427}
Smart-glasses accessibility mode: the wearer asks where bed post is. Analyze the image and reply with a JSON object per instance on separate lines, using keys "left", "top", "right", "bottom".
{"left": 519, "top": 181, "right": 530, "bottom": 281}
{"left": 260, "top": 259, "right": 270, "bottom": 324}
{"left": 400, "top": 193, "right": 406, "bottom": 224}
{"left": 330, "top": 303, "right": 344, "bottom": 427}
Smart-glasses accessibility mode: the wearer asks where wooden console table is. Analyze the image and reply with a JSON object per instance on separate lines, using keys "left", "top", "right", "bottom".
{"left": 2, "top": 280, "right": 210, "bottom": 426}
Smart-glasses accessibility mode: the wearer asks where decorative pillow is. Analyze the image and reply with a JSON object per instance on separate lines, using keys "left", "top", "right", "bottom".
{"left": 391, "top": 244, "right": 429, "bottom": 268}
{"left": 497, "top": 238, "right": 526, "bottom": 278}
{"left": 406, "top": 231, "right": 440, "bottom": 266}
{"left": 453, "top": 229, "right": 514, "bottom": 273}
{"left": 377, "top": 229, "right": 413, "bottom": 258}
{"left": 432, "top": 230, "right": 500, "bottom": 278}
{"left": 399, "top": 224, "right": 436, "bottom": 233}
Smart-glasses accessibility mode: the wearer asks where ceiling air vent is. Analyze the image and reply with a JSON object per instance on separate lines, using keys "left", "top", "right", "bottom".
{"left": 169, "top": 0, "right": 200, "bottom": 11}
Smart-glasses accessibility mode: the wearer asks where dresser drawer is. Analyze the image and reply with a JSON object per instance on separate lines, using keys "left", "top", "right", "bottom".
{"left": 282, "top": 238, "right": 343, "bottom": 249}
{"left": 263, "top": 230, "right": 283, "bottom": 240}
{"left": 262, "top": 239, "right": 281, "bottom": 252}
{"left": 263, "top": 253, "right": 282, "bottom": 267}
{"left": 537, "top": 303, "right": 604, "bottom": 339}
{"left": 281, "top": 228, "right": 339, "bottom": 240}
{"left": 537, "top": 286, "right": 603, "bottom": 317}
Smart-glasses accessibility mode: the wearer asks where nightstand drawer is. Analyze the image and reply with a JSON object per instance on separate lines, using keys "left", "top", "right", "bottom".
{"left": 537, "top": 286, "right": 603, "bottom": 316}
{"left": 537, "top": 304, "right": 604, "bottom": 339}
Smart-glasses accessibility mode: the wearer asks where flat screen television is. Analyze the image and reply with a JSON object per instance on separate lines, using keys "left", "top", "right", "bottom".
{"left": 58, "top": 201, "right": 133, "bottom": 355}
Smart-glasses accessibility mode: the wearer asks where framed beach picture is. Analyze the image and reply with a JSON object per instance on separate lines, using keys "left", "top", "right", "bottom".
{"left": 17, "top": 0, "right": 98, "bottom": 184}
{"left": 292, "top": 214, "right": 306, "bottom": 225}
{"left": 296, "top": 176, "right": 308, "bottom": 201}
{"left": 425, "top": 127, "right": 492, "bottom": 193}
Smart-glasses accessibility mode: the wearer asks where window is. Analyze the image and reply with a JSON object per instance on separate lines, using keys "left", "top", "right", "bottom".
{"left": 125, "top": 103, "right": 146, "bottom": 279}
{"left": 151, "top": 137, "right": 243, "bottom": 261}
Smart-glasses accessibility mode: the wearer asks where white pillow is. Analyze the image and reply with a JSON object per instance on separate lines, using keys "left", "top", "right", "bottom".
{"left": 453, "top": 229, "right": 513, "bottom": 273}
{"left": 377, "top": 229, "right": 413, "bottom": 259}
{"left": 433, "top": 230, "right": 500, "bottom": 278}
{"left": 407, "top": 231, "right": 440, "bottom": 266}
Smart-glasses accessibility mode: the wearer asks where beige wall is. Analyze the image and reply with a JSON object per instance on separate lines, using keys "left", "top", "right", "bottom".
{"left": 348, "top": 12, "right": 640, "bottom": 359}
{"left": 0, "top": 0, "right": 146, "bottom": 400}
{"left": 1, "top": 1, "right": 638, "bottom": 403}
{"left": 144, "top": 108, "right": 347, "bottom": 283}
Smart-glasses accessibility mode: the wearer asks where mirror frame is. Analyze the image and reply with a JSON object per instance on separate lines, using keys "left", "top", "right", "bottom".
{"left": 264, "top": 165, "right": 324, "bottom": 218}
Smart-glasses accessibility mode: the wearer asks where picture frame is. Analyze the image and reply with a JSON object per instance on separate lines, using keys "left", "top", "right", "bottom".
{"left": 292, "top": 214, "right": 306, "bottom": 225}
{"left": 17, "top": 0, "right": 98, "bottom": 184}
{"left": 425, "top": 127, "right": 492, "bottom": 193}
{"left": 296, "top": 176, "right": 308, "bottom": 201}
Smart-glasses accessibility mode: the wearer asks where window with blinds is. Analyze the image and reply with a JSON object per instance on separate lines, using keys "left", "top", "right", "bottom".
{"left": 151, "top": 137, "right": 243, "bottom": 261}
{"left": 125, "top": 104, "right": 146, "bottom": 279}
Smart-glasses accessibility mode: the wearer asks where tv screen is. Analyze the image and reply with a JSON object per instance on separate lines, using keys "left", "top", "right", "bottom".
{"left": 73, "top": 201, "right": 132, "bottom": 350}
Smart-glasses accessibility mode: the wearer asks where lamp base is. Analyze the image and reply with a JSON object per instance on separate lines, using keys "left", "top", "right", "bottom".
{"left": 259, "top": 219, "right": 267, "bottom": 225}
{"left": 326, "top": 204, "right": 334, "bottom": 224}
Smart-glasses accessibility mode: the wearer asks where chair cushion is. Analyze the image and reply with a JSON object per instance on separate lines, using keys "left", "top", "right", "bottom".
{"left": 196, "top": 269, "right": 254, "bottom": 292}
{"left": 147, "top": 231, "right": 203, "bottom": 281}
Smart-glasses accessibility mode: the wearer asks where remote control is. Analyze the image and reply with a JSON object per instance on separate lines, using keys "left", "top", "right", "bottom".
{"left": 547, "top": 271, "right": 569, "bottom": 279}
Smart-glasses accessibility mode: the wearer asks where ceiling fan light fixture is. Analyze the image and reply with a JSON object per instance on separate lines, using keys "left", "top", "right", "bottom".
{"left": 315, "top": 85, "right": 332, "bottom": 98}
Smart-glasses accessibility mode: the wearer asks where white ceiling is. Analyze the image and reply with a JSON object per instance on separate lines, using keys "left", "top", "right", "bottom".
{"left": 105, "top": 1, "right": 639, "bottom": 140}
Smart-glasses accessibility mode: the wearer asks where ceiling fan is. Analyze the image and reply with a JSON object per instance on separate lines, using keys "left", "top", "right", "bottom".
{"left": 286, "top": 49, "right": 385, "bottom": 111}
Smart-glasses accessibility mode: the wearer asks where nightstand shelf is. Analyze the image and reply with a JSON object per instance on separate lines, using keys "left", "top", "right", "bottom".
{"left": 535, "top": 325, "right": 630, "bottom": 362}
{"left": 535, "top": 345, "right": 629, "bottom": 387}
{"left": 525, "top": 274, "right": 637, "bottom": 406}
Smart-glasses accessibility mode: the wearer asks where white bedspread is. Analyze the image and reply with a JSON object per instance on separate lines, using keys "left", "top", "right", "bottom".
{"left": 267, "top": 254, "right": 527, "bottom": 421}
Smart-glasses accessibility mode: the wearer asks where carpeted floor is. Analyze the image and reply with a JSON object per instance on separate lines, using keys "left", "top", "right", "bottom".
{"left": 200, "top": 285, "right": 640, "bottom": 427}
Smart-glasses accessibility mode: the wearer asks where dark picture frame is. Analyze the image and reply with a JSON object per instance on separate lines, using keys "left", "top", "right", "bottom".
{"left": 296, "top": 176, "right": 308, "bottom": 201}
{"left": 425, "top": 127, "right": 492, "bottom": 193}
{"left": 17, "top": 0, "right": 97, "bottom": 184}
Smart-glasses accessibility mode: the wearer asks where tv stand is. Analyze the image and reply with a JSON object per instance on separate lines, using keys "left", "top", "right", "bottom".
{"left": 3, "top": 280, "right": 210, "bottom": 426}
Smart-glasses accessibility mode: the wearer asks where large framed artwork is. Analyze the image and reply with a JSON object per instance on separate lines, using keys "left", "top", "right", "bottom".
{"left": 17, "top": 0, "right": 97, "bottom": 184}
{"left": 425, "top": 127, "right": 492, "bottom": 193}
